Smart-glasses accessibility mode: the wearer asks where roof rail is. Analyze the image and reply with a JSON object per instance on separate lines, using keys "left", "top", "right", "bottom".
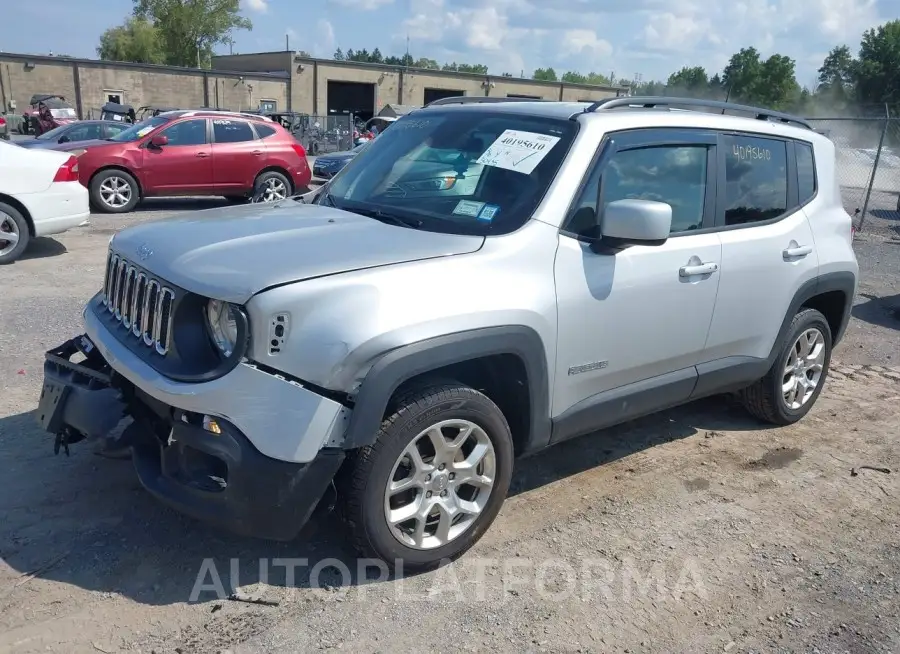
{"left": 582, "top": 96, "right": 812, "bottom": 130}
{"left": 425, "top": 96, "right": 548, "bottom": 107}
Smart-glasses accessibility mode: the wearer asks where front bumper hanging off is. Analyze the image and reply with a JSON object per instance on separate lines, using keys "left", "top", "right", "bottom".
{"left": 36, "top": 334, "right": 345, "bottom": 541}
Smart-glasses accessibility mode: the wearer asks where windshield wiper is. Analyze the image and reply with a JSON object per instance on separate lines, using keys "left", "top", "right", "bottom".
{"left": 349, "top": 206, "right": 423, "bottom": 229}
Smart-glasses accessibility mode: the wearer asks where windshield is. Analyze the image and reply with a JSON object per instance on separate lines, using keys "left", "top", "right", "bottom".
{"left": 108, "top": 116, "right": 169, "bottom": 142}
{"left": 36, "top": 124, "right": 68, "bottom": 140}
{"left": 49, "top": 107, "right": 77, "bottom": 119}
{"left": 324, "top": 110, "right": 576, "bottom": 235}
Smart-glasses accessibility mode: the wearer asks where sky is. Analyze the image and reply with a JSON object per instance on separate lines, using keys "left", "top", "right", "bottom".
{"left": 2, "top": 0, "right": 895, "bottom": 87}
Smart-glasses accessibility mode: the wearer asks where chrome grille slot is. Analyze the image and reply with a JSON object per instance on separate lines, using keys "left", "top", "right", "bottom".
{"left": 100, "top": 250, "right": 175, "bottom": 356}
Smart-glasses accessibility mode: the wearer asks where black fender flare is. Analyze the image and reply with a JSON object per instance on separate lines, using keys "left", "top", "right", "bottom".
{"left": 768, "top": 270, "right": 856, "bottom": 363}
{"left": 342, "top": 326, "right": 552, "bottom": 453}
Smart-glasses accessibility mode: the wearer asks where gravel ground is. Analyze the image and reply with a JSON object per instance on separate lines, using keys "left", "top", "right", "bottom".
{"left": 0, "top": 198, "right": 898, "bottom": 654}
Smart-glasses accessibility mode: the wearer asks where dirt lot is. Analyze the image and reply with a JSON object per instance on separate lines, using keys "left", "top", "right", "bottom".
{"left": 1, "top": 203, "right": 899, "bottom": 654}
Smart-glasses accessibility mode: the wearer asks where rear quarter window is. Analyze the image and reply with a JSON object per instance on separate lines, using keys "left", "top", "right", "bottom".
{"left": 255, "top": 124, "right": 277, "bottom": 139}
{"left": 795, "top": 142, "right": 816, "bottom": 204}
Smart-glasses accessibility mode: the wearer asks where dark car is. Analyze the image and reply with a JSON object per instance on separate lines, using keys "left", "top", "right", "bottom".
{"left": 100, "top": 102, "right": 136, "bottom": 124}
{"left": 16, "top": 120, "right": 130, "bottom": 149}
{"left": 312, "top": 141, "right": 369, "bottom": 179}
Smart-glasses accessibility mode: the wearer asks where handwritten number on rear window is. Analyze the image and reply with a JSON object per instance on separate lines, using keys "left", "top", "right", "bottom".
{"left": 213, "top": 119, "right": 232, "bottom": 125}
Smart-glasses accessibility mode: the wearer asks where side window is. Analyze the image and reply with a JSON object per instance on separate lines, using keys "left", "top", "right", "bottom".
{"left": 160, "top": 119, "right": 208, "bottom": 146}
{"left": 565, "top": 144, "right": 708, "bottom": 236}
{"left": 796, "top": 142, "right": 816, "bottom": 204}
{"left": 213, "top": 119, "right": 255, "bottom": 143}
{"left": 65, "top": 123, "right": 101, "bottom": 141}
{"left": 255, "top": 124, "right": 277, "bottom": 139}
{"left": 723, "top": 135, "right": 787, "bottom": 225}
{"left": 104, "top": 123, "right": 128, "bottom": 139}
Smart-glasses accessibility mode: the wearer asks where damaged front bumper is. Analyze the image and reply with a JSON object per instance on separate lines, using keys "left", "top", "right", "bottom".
{"left": 36, "top": 334, "right": 345, "bottom": 541}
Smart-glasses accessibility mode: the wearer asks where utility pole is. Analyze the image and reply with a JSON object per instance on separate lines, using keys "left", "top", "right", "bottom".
{"left": 286, "top": 33, "right": 290, "bottom": 52}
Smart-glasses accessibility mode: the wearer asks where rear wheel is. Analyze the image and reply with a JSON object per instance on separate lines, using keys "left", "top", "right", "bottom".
{"left": 90, "top": 169, "right": 139, "bottom": 214}
{"left": 341, "top": 383, "right": 514, "bottom": 571}
{"left": 253, "top": 170, "right": 291, "bottom": 203}
{"left": 740, "top": 308, "right": 832, "bottom": 425}
{"left": 0, "top": 202, "right": 30, "bottom": 265}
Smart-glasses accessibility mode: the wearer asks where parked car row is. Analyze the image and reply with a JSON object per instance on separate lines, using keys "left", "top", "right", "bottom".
{"left": 1, "top": 108, "right": 312, "bottom": 262}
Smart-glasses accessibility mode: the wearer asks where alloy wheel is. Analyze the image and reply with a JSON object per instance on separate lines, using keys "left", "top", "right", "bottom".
{"left": 384, "top": 419, "right": 496, "bottom": 550}
{"left": 782, "top": 327, "right": 826, "bottom": 409}
{"left": 0, "top": 211, "right": 20, "bottom": 257}
{"left": 260, "top": 178, "right": 288, "bottom": 202}
{"left": 99, "top": 176, "right": 133, "bottom": 209}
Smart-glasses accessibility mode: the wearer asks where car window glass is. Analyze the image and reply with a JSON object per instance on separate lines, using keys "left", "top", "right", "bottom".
{"left": 565, "top": 145, "right": 708, "bottom": 236}
{"left": 161, "top": 119, "right": 207, "bottom": 146}
{"left": 723, "top": 135, "right": 787, "bottom": 225}
{"left": 64, "top": 124, "right": 101, "bottom": 141}
{"left": 255, "top": 124, "right": 276, "bottom": 139}
{"left": 796, "top": 142, "right": 816, "bottom": 204}
{"left": 104, "top": 123, "right": 128, "bottom": 138}
{"left": 213, "top": 120, "right": 255, "bottom": 143}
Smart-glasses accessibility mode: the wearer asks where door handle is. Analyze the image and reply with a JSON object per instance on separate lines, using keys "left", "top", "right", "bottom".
{"left": 251, "top": 150, "right": 263, "bottom": 156}
{"left": 783, "top": 244, "right": 812, "bottom": 259}
{"left": 195, "top": 152, "right": 210, "bottom": 158}
{"left": 679, "top": 262, "right": 719, "bottom": 277}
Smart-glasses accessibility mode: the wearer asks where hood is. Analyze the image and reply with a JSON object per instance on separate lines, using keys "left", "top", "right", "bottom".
{"left": 111, "top": 201, "right": 484, "bottom": 304}
{"left": 49, "top": 138, "right": 112, "bottom": 152}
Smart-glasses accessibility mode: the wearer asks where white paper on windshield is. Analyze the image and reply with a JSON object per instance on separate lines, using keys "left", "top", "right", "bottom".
{"left": 452, "top": 200, "right": 485, "bottom": 217}
{"left": 475, "top": 129, "right": 561, "bottom": 175}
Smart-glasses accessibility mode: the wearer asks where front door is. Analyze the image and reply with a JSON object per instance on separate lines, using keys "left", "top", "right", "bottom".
{"left": 702, "top": 133, "right": 820, "bottom": 363}
{"left": 141, "top": 118, "right": 212, "bottom": 194}
{"left": 552, "top": 129, "right": 722, "bottom": 440}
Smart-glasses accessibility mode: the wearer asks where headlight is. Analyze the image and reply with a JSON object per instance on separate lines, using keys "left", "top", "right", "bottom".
{"left": 205, "top": 299, "right": 239, "bottom": 357}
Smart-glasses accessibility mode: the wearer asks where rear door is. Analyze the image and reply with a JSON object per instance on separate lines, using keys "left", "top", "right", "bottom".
{"left": 210, "top": 118, "right": 265, "bottom": 192}
{"left": 140, "top": 118, "right": 212, "bottom": 194}
{"left": 702, "top": 132, "right": 819, "bottom": 365}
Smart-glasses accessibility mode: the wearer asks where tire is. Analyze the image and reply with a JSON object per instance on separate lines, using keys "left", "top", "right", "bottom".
{"left": 90, "top": 169, "right": 140, "bottom": 214}
{"left": 253, "top": 170, "right": 292, "bottom": 203}
{"left": 0, "top": 201, "right": 31, "bottom": 265}
{"left": 341, "top": 383, "right": 514, "bottom": 572}
{"left": 740, "top": 308, "right": 833, "bottom": 425}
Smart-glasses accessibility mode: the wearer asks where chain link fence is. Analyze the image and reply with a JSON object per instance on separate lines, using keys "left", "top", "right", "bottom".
{"left": 807, "top": 115, "right": 900, "bottom": 234}
{"left": 272, "top": 114, "right": 356, "bottom": 155}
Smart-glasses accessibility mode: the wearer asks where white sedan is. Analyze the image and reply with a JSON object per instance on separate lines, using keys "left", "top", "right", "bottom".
{"left": 0, "top": 140, "right": 90, "bottom": 264}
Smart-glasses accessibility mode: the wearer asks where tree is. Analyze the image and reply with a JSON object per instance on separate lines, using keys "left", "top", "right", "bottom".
{"left": 132, "top": 0, "right": 251, "bottom": 68}
{"left": 532, "top": 67, "right": 557, "bottom": 81}
{"left": 333, "top": 47, "right": 345, "bottom": 61}
{"left": 562, "top": 71, "right": 586, "bottom": 84}
{"left": 722, "top": 47, "right": 763, "bottom": 101}
{"left": 854, "top": 20, "right": 900, "bottom": 105}
{"left": 818, "top": 45, "right": 855, "bottom": 90}
{"left": 97, "top": 17, "right": 165, "bottom": 64}
{"left": 413, "top": 57, "right": 439, "bottom": 69}
{"left": 666, "top": 66, "right": 709, "bottom": 96}
{"left": 441, "top": 62, "right": 488, "bottom": 74}
{"left": 756, "top": 54, "right": 799, "bottom": 109}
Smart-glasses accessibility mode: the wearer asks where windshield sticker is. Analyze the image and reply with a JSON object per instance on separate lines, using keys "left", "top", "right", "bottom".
{"left": 452, "top": 200, "right": 486, "bottom": 217}
{"left": 476, "top": 129, "right": 561, "bottom": 175}
{"left": 136, "top": 126, "right": 155, "bottom": 137}
{"left": 478, "top": 204, "right": 500, "bottom": 222}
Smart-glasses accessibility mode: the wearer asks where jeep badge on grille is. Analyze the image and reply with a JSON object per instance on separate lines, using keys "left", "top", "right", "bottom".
{"left": 137, "top": 244, "right": 153, "bottom": 261}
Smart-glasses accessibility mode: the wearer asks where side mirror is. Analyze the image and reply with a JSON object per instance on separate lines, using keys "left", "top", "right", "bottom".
{"left": 58, "top": 135, "right": 70, "bottom": 143}
{"left": 149, "top": 134, "right": 168, "bottom": 147}
{"left": 593, "top": 199, "right": 672, "bottom": 252}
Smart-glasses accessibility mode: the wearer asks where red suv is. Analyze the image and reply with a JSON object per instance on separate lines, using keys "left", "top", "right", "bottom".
{"left": 54, "top": 110, "right": 312, "bottom": 213}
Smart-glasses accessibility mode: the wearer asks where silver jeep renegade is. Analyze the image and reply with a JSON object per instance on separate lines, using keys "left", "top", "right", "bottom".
{"left": 37, "top": 96, "right": 858, "bottom": 570}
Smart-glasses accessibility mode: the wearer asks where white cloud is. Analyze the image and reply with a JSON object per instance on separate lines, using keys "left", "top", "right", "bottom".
{"left": 240, "top": 0, "right": 268, "bottom": 12}
{"left": 314, "top": 19, "right": 336, "bottom": 58}
{"left": 333, "top": 0, "right": 395, "bottom": 9}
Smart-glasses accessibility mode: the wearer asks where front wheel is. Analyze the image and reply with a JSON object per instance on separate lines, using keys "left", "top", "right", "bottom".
{"left": 341, "top": 383, "right": 514, "bottom": 571}
{"left": 90, "top": 169, "right": 140, "bottom": 214}
{"left": 740, "top": 308, "right": 833, "bottom": 425}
